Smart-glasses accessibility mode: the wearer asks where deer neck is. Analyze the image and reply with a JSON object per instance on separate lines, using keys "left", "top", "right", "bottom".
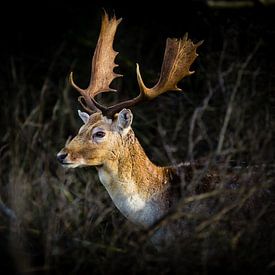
{"left": 96, "top": 132, "right": 173, "bottom": 227}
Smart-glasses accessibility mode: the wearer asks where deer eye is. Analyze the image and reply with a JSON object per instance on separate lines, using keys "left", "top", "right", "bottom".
{"left": 93, "top": 131, "right": 105, "bottom": 139}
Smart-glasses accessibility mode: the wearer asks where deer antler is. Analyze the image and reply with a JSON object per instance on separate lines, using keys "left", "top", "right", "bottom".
{"left": 69, "top": 11, "right": 122, "bottom": 113}
{"left": 70, "top": 11, "right": 202, "bottom": 117}
{"left": 99, "top": 34, "right": 203, "bottom": 117}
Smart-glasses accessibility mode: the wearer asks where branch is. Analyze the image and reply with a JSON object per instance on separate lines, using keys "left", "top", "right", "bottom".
{"left": 0, "top": 199, "right": 17, "bottom": 221}
{"left": 216, "top": 41, "right": 261, "bottom": 154}
{"left": 208, "top": 0, "right": 275, "bottom": 8}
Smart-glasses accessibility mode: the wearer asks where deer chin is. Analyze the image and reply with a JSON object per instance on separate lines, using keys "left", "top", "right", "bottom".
{"left": 61, "top": 158, "right": 91, "bottom": 169}
{"left": 61, "top": 163, "right": 84, "bottom": 169}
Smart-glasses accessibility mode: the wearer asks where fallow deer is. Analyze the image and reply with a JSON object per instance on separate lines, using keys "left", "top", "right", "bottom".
{"left": 57, "top": 12, "right": 204, "bottom": 244}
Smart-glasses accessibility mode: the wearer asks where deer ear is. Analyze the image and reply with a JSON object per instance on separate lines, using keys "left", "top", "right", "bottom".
{"left": 78, "top": 110, "right": 90, "bottom": 124}
{"left": 116, "top": 109, "right": 133, "bottom": 132}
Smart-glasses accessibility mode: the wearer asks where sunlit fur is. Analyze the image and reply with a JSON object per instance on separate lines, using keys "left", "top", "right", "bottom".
{"left": 58, "top": 111, "right": 180, "bottom": 243}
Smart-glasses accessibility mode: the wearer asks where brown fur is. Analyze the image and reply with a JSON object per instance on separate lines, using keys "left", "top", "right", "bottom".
{"left": 58, "top": 112, "right": 238, "bottom": 234}
{"left": 59, "top": 113, "right": 172, "bottom": 199}
{"left": 59, "top": 112, "right": 229, "bottom": 205}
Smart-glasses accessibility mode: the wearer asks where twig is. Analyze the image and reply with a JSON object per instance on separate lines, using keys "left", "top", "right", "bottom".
{"left": 216, "top": 41, "right": 261, "bottom": 154}
{"left": 188, "top": 84, "right": 214, "bottom": 160}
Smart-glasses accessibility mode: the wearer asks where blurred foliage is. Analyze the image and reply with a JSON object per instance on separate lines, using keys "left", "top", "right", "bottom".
{"left": 0, "top": 2, "right": 275, "bottom": 274}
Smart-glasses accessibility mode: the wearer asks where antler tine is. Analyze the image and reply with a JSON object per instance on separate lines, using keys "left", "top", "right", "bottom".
{"left": 102, "top": 34, "right": 203, "bottom": 118}
{"left": 69, "top": 72, "right": 98, "bottom": 113}
{"left": 69, "top": 11, "right": 122, "bottom": 114}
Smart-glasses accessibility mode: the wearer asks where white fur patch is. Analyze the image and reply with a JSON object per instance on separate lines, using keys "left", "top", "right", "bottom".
{"left": 98, "top": 167, "right": 162, "bottom": 226}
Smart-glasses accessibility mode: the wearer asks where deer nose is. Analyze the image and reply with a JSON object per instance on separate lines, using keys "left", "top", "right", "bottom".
{"left": 57, "top": 152, "right": 68, "bottom": 164}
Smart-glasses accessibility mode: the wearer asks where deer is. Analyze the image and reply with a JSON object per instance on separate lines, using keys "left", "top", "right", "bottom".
{"left": 57, "top": 12, "right": 204, "bottom": 245}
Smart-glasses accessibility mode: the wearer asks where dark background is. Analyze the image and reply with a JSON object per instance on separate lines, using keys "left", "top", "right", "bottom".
{"left": 1, "top": 0, "right": 274, "bottom": 91}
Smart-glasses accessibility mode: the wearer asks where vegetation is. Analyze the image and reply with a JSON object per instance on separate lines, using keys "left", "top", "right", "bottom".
{"left": 0, "top": 3, "right": 274, "bottom": 274}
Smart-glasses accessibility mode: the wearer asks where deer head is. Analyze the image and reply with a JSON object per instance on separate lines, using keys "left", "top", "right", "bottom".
{"left": 57, "top": 11, "right": 202, "bottom": 169}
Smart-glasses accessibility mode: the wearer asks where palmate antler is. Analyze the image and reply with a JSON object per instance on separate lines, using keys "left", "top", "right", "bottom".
{"left": 69, "top": 11, "right": 122, "bottom": 113}
{"left": 70, "top": 11, "right": 203, "bottom": 118}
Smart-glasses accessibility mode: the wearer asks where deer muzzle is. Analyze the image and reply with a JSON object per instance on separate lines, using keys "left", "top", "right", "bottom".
{"left": 57, "top": 151, "right": 69, "bottom": 165}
